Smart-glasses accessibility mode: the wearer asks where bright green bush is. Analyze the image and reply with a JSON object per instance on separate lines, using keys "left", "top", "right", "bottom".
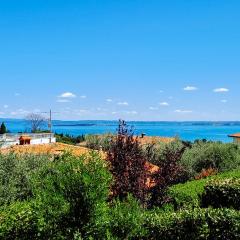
{"left": 143, "top": 208, "right": 207, "bottom": 240}
{"left": 142, "top": 208, "right": 240, "bottom": 240}
{"left": 31, "top": 152, "right": 112, "bottom": 239}
{"left": 0, "top": 201, "right": 39, "bottom": 240}
{"left": 105, "top": 196, "right": 147, "bottom": 239}
{"left": 181, "top": 142, "right": 240, "bottom": 177}
{"left": 167, "top": 170, "right": 240, "bottom": 210}
{"left": 0, "top": 152, "right": 112, "bottom": 239}
{"left": 201, "top": 178, "right": 240, "bottom": 209}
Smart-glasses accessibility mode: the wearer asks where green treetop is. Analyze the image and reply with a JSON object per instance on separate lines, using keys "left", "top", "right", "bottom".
{"left": 0, "top": 122, "right": 7, "bottom": 134}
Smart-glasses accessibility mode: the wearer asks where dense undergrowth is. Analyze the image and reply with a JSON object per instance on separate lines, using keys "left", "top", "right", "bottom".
{"left": 1, "top": 121, "right": 240, "bottom": 239}
{"left": 55, "top": 133, "right": 85, "bottom": 145}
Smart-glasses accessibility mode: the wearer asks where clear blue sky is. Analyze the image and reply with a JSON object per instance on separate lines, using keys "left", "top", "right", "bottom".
{"left": 0, "top": 0, "right": 239, "bottom": 121}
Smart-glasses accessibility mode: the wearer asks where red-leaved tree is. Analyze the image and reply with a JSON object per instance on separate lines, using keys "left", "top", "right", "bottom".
{"left": 107, "top": 120, "right": 148, "bottom": 204}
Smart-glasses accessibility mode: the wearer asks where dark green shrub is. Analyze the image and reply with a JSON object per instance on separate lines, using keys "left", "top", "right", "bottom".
{"left": 206, "top": 208, "right": 240, "bottom": 240}
{"left": 201, "top": 178, "right": 240, "bottom": 209}
{"left": 55, "top": 133, "right": 85, "bottom": 145}
{"left": 0, "top": 122, "right": 7, "bottom": 134}
{"left": 0, "top": 201, "right": 39, "bottom": 240}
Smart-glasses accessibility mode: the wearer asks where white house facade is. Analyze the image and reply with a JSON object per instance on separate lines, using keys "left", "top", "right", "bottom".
{"left": 0, "top": 133, "right": 56, "bottom": 148}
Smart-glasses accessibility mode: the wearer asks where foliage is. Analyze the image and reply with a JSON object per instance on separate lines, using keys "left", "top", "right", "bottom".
{"left": 0, "top": 122, "right": 7, "bottom": 134}
{"left": 143, "top": 207, "right": 240, "bottom": 240}
{"left": 148, "top": 140, "right": 188, "bottom": 207}
{"left": 195, "top": 167, "right": 218, "bottom": 180}
{"left": 180, "top": 142, "right": 240, "bottom": 178}
{"left": 104, "top": 196, "right": 147, "bottom": 240}
{"left": 107, "top": 120, "right": 148, "bottom": 204}
{"left": 0, "top": 152, "right": 112, "bottom": 239}
{"left": 167, "top": 170, "right": 240, "bottom": 210}
{"left": 0, "top": 201, "right": 39, "bottom": 240}
{"left": 85, "top": 133, "right": 113, "bottom": 151}
{"left": 0, "top": 153, "right": 50, "bottom": 207}
{"left": 1, "top": 129, "right": 240, "bottom": 239}
{"left": 30, "top": 152, "right": 112, "bottom": 239}
{"left": 201, "top": 178, "right": 240, "bottom": 209}
{"left": 143, "top": 140, "right": 184, "bottom": 167}
{"left": 55, "top": 133, "right": 85, "bottom": 145}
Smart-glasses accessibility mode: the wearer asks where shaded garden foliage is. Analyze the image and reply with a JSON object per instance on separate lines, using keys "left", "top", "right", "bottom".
{"left": 147, "top": 142, "right": 188, "bottom": 207}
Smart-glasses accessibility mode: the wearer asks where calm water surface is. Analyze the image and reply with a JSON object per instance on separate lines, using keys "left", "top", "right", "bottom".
{"left": 1, "top": 119, "right": 240, "bottom": 143}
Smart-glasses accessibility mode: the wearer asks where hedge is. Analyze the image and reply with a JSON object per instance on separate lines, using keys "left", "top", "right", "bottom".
{"left": 167, "top": 170, "right": 240, "bottom": 210}
{"left": 142, "top": 208, "right": 240, "bottom": 240}
{"left": 201, "top": 178, "right": 240, "bottom": 209}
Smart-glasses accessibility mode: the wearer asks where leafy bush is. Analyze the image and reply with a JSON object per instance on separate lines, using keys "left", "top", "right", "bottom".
{"left": 147, "top": 141, "right": 188, "bottom": 207}
{"left": 85, "top": 134, "right": 113, "bottom": 151}
{"left": 55, "top": 133, "right": 85, "bottom": 145}
{"left": 206, "top": 208, "right": 240, "bottom": 240}
{"left": 181, "top": 142, "right": 240, "bottom": 178}
{"left": 143, "top": 140, "right": 185, "bottom": 167}
{"left": 142, "top": 208, "right": 240, "bottom": 240}
{"left": 143, "top": 208, "right": 207, "bottom": 240}
{"left": 0, "top": 201, "right": 39, "bottom": 240}
{"left": 0, "top": 153, "right": 50, "bottom": 207}
{"left": 201, "top": 178, "right": 240, "bottom": 209}
{"left": 105, "top": 196, "right": 147, "bottom": 239}
{"left": 0, "top": 152, "right": 112, "bottom": 239}
{"left": 167, "top": 170, "right": 240, "bottom": 210}
{"left": 31, "top": 152, "right": 112, "bottom": 239}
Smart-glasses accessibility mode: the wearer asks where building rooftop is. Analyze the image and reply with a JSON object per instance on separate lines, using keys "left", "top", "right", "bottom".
{"left": 228, "top": 133, "right": 240, "bottom": 138}
{"left": 19, "top": 135, "right": 32, "bottom": 140}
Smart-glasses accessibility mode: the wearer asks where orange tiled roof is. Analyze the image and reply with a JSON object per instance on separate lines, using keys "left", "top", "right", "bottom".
{"left": 19, "top": 135, "right": 32, "bottom": 140}
{"left": 228, "top": 133, "right": 240, "bottom": 138}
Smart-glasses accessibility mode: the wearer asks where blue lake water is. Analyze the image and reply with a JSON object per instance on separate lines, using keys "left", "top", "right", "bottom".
{"left": 1, "top": 119, "right": 240, "bottom": 143}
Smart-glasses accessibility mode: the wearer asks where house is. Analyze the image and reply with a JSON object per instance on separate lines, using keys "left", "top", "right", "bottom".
{"left": 0, "top": 133, "right": 56, "bottom": 148}
{"left": 228, "top": 133, "right": 240, "bottom": 143}
{"left": 19, "top": 135, "right": 31, "bottom": 145}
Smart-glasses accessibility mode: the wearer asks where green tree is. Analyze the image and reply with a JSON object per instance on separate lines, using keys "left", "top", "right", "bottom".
{"left": 0, "top": 122, "right": 7, "bottom": 134}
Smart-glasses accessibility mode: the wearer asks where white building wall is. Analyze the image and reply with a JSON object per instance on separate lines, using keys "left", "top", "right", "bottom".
{"left": 0, "top": 134, "right": 56, "bottom": 148}
{"left": 31, "top": 137, "right": 56, "bottom": 145}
